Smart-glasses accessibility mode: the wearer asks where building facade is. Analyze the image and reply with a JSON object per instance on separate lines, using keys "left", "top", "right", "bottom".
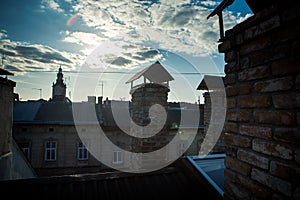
{"left": 13, "top": 66, "right": 205, "bottom": 176}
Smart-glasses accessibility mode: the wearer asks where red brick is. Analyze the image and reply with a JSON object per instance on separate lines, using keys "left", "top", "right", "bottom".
{"left": 235, "top": 33, "right": 243, "bottom": 45}
{"left": 224, "top": 62, "right": 237, "bottom": 74}
{"left": 274, "top": 128, "right": 300, "bottom": 144}
{"left": 244, "top": 15, "right": 280, "bottom": 40}
{"left": 238, "top": 65, "right": 270, "bottom": 82}
{"left": 226, "top": 84, "right": 252, "bottom": 97}
{"left": 240, "top": 37, "right": 271, "bottom": 55}
{"left": 225, "top": 50, "right": 236, "bottom": 62}
{"left": 252, "top": 139, "right": 293, "bottom": 160}
{"left": 250, "top": 45, "right": 289, "bottom": 67}
{"left": 225, "top": 132, "right": 251, "bottom": 147}
{"left": 272, "top": 57, "right": 300, "bottom": 76}
{"left": 272, "top": 93, "right": 297, "bottom": 109}
{"left": 271, "top": 19, "right": 300, "bottom": 45}
{"left": 254, "top": 110, "right": 295, "bottom": 126}
{"left": 237, "top": 149, "right": 269, "bottom": 169}
{"left": 225, "top": 156, "right": 251, "bottom": 176}
{"left": 227, "top": 98, "right": 236, "bottom": 109}
{"left": 235, "top": 173, "right": 272, "bottom": 199}
{"left": 224, "top": 168, "right": 237, "bottom": 182}
{"left": 225, "top": 145, "right": 237, "bottom": 157}
{"left": 255, "top": 76, "right": 293, "bottom": 93}
{"left": 224, "top": 73, "right": 236, "bottom": 85}
{"left": 224, "top": 122, "right": 238, "bottom": 133}
{"left": 237, "top": 95, "right": 271, "bottom": 108}
{"left": 270, "top": 161, "right": 300, "bottom": 183}
{"left": 224, "top": 181, "right": 251, "bottom": 200}
{"left": 251, "top": 168, "right": 292, "bottom": 196}
{"left": 239, "top": 125, "right": 272, "bottom": 139}
{"left": 240, "top": 57, "right": 250, "bottom": 69}
{"left": 227, "top": 109, "right": 251, "bottom": 122}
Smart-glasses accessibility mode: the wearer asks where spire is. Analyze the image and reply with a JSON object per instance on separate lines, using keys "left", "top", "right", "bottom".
{"left": 52, "top": 66, "right": 67, "bottom": 102}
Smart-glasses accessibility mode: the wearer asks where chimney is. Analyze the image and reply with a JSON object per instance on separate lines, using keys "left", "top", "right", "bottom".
{"left": 98, "top": 96, "right": 103, "bottom": 105}
{"left": 87, "top": 96, "right": 96, "bottom": 104}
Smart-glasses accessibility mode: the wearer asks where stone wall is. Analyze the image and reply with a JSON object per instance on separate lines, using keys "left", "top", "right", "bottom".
{"left": 219, "top": 2, "right": 300, "bottom": 199}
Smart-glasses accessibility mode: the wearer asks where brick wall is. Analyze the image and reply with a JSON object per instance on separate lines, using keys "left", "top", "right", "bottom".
{"left": 130, "top": 83, "right": 169, "bottom": 168}
{"left": 203, "top": 91, "right": 226, "bottom": 154}
{"left": 219, "top": 2, "right": 300, "bottom": 200}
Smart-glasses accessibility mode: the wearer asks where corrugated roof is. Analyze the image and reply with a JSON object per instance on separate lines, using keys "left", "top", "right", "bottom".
{"left": 0, "top": 158, "right": 222, "bottom": 200}
{"left": 126, "top": 61, "right": 174, "bottom": 84}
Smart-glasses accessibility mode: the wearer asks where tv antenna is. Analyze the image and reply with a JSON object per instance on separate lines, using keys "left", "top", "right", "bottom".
{"left": 98, "top": 80, "right": 104, "bottom": 97}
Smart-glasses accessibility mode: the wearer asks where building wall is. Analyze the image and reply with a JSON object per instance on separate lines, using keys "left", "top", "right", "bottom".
{"left": 13, "top": 123, "right": 204, "bottom": 176}
{"left": 13, "top": 124, "right": 109, "bottom": 176}
{"left": 0, "top": 77, "right": 15, "bottom": 179}
{"left": 219, "top": 2, "right": 300, "bottom": 199}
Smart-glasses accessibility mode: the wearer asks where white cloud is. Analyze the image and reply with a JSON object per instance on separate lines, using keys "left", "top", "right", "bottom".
{"left": 0, "top": 38, "right": 83, "bottom": 74}
{"left": 60, "top": 0, "right": 252, "bottom": 69}
{"left": 41, "top": 0, "right": 64, "bottom": 13}
{"left": 201, "top": 0, "right": 218, "bottom": 7}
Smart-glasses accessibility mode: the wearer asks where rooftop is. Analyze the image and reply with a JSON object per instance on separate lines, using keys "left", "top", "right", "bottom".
{"left": 0, "top": 156, "right": 224, "bottom": 200}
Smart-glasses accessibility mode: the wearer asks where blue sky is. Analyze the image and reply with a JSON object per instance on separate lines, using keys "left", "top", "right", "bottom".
{"left": 0, "top": 0, "right": 252, "bottom": 103}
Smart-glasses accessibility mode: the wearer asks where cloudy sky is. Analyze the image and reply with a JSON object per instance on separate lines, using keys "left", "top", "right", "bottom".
{"left": 0, "top": 0, "right": 252, "bottom": 103}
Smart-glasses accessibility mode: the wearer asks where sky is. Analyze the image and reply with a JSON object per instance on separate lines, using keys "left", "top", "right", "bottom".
{"left": 0, "top": 0, "right": 252, "bottom": 103}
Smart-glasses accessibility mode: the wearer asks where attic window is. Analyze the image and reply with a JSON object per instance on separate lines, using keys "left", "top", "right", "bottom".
{"left": 49, "top": 128, "right": 54, "bottom": 132}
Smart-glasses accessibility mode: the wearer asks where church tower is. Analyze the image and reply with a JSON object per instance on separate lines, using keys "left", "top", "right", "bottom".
{"left": 52, "top": 66, "right": 66, "bottom": 102}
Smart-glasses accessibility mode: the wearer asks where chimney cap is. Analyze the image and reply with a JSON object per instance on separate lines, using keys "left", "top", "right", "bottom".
{"left": 125, "top": 60, "right": 174, "bottom": 84}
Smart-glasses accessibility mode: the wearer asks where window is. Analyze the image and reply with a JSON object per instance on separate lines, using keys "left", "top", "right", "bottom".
{"left": 178, "top": 143, "right": 186, "bottom": 156}
{"left": 45, "top": 141, "right": 57, "bottom": 161}
{"left": 113, "top": 149, "right": 123, "bottom": 164}
{"left": 78, "top": 142, "right": 88, "bottom": 160}
{"left": 49, "top": 127, "right": 54, "bottom": 132}
{"left": 20, "top": 143, "right": 30, "bottom": 160}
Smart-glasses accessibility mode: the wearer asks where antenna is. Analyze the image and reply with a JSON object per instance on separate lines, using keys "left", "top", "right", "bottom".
{"left": 32, "top": 88, "right": 42, "bottom": 99}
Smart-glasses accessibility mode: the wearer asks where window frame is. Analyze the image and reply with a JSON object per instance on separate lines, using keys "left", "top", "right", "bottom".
{"left": 112, "top": 149, "right": 123, "bottom": 164}
{"left": 77, "top": 141, "right": 88, "bottom": 161}
{"left": 45, "top": 141, "right": 57, "bottom": 161}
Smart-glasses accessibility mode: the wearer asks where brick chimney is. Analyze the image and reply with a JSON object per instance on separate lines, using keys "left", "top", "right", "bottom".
{"left": 126, "top": 61, "right": 173, "bottom": 170}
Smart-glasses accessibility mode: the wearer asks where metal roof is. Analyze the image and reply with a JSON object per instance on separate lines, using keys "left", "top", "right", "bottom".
{"left": 126, "top": 61, "right": 174, "bottom": 84}
{"left": 0, "top": 158, "right": 222, "bottom": 200}
{"left": 0, "top": 68, "right": 13, "bottom": 76}
{"left": 13, "top": 101, "right": 44, "bottom": 122}
{"left": 197, "top": 75, "right": 225, "bottom": 90}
